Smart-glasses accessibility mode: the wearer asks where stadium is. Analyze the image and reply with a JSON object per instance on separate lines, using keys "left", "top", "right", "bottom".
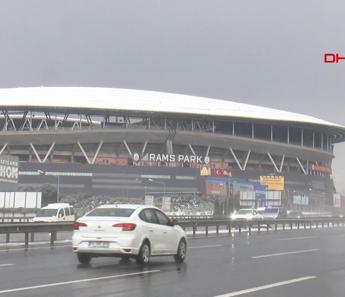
{"left": 0, "top": 87, "right": 344, "bottom": 211}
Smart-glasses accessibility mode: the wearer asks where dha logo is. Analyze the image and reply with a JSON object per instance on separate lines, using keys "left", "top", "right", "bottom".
{"left": 324, "top": 53, "right": 345, "bottom": 63}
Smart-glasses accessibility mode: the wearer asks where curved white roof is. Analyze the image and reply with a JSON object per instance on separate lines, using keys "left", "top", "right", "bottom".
{"left": 0, "top": 87, "right": 343, "bottom": 132}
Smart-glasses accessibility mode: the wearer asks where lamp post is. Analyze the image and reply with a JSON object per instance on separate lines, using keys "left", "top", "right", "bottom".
{"left": 148, "top": 178, "right": 166, "bottom": 196}
{"left": 37, "top": 170, "right": 60, "bottom": 203}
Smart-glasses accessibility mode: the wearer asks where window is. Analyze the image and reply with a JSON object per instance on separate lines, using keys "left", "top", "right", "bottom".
{"left": 86, "top": 208, "right": 135, "bottom": 217}
{"left": 234, "top": 122, "right": 252, "bottom": 138}
{"left": 139, "top": 209, "right": 159, "bottom": 224}
{"left": 289, "top": 127, "right": 302, "bottom": 145}
{"left": 64, "top": 208, "right": 70, "bottom": 216}
{"left": 57, "top": 209, "right": 64, "bottom": 218}
{"left": 254, "top": 124, "right": 271, "bottom": 140}
{"left": 36, "top": 209, "right": 57, "bottom": 217}
{"left": 154, "top": 210, "right": 170, "bottom": 225}
{"left": 303, "top": 129, "right": 313, "bottom": 147}
{"left": 273, "top": 125, "right": 288, "bottom": 143}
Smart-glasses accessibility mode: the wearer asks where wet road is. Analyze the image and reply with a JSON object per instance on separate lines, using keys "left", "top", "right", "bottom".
{"left": 0, "top": 229, "right": 345, "bottom": 297}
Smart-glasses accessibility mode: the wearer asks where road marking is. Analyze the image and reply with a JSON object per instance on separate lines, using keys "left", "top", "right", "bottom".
{"left": 273, "top": 236, "right": 317, "bottom": 241}
{"left": 252, "top": 248, "right": 320, "bottom": 259}
{"left": 189, "top": 244, "right": 223, "bottom": 249}
{"left": 0, "top": 245, "right": 72, "bottom": 252}
{"left": 0, "top": 264, "right": 14, "bottom": 267}
{"left": 214, "top": 275, "right": 316, "bottom": 297}
{"left": 0, "top": 269, "right": 160, "bottom": 294}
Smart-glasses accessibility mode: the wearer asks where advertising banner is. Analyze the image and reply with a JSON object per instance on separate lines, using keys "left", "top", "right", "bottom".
{"left": 0, "top": 155, "right": 19, "bottom": 184}
{"left": 254, "top": 184, "right": 267, "bottom": 200}
{"left": 260, "top": 176, "right": 284, "bottom": 191}
{"left": 204, "top": 177, "right": 227, "bottom": 196}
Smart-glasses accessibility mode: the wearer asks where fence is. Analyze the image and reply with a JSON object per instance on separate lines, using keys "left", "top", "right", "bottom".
{"left": 1, "top": 217, "right": 345, "bottom": 250}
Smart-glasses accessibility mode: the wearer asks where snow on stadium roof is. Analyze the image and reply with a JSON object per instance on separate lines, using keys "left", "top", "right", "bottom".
{"left": 0, "top": 87, "right": 344, "bottom": 134}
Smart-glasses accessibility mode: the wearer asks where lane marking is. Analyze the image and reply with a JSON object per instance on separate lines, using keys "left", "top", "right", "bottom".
{"left": 0, "top": 269, "right": 160, "bottom": 294}
{"left": 0, "top": 264, "right": 14, "bottom": 267}
{"left": 189, "top": 244, "right": 223, "bottom": 249}
{"left": 214, "top": 275, "right": 316, "bottom": 297}
{"left": 0, "top": 245, "right": 72, "bottom": 252}
{"left": 252, "top": 248, "right": 320, "bottom": 259}
{"left": 273, "top": 236, "right": 317, "bottom": 241}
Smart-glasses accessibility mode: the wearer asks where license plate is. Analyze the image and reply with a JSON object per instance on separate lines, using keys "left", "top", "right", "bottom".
{"left": 88, "top": 241, "right": 109, "bottom": 248}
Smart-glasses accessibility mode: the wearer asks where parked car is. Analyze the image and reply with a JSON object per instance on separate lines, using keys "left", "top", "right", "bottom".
{"left": 287, "top": 210, "right": 304, "bottom": 219}
{"left": 72, "top": 204, "right": 187, "bottom": 265}
{"left": 230, "top": 209, "right": 264, "bottom": 221}
{"left": 256, "top": 207, "right": 287, "bottom": 220}
{"left": 32, "top": 203, "right": 75, "bottom": 222}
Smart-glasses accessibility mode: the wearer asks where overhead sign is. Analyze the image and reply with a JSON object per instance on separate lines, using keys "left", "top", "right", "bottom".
{"left": 260, "top": 176, "right": 284, "bottom": 191}
{"left": 0, "top": 155, "right": 19, "bottom": 184}
{"left": 144, "top": 153, "right": 210, "bottom": 164}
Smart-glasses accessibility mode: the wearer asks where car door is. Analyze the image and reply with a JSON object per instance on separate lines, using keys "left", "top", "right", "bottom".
{"left": 153, "top": 209, "right": 179, "bottom": 254}
{"left": 139, "top": 209, "right": 161, "bottom": 254}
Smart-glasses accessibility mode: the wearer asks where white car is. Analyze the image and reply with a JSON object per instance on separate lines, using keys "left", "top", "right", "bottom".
{"left": 32, "top": 203, "right": 75, "bottom": 222}
{"left": 72, "top": 204, "right": 187, "bottom": 265}
{"left": 230, "top": 208, "right": 264, "bottom": 221}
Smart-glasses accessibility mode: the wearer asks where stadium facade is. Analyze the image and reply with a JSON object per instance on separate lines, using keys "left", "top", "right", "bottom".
{"left": 0, "top": 87, "right": 344, "bottom": 209}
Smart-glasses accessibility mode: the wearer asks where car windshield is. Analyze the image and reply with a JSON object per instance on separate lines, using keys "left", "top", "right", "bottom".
{"left": 263, "top": 208, "right": 279, "bottom": 214}
{"left": 237, "top": 209, "right": 253, "bottom": 214}
{"left": 36, "top": 209, "right": 58, "bottom": 217}
{"left": 86, "top": 208, "right": 135, "bottom": 217}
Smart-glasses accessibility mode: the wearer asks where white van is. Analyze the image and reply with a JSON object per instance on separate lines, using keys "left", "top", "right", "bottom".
{"left": 33, "top": 203, "right": 75, "bottom": 222}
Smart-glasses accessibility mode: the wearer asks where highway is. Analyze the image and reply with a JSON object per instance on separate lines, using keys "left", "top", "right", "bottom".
{"left": 0, "top": 229, "right": 345, "bottom": 297}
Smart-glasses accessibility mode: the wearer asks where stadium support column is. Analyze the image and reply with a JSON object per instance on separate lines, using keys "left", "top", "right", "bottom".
{"left": 166, "top": 140, "right": 173, "bottom": 155}
{"left": 30, "top": 142, "right": 55, "bottom": 163}
{"left": 229, "top": 148, "right": 251, "bottom": 171}
{"left": 141, "top": 141, "right": 148, "bottom": 157}
{"left": 267, "top": 152, "right": 285, "bottom": 173}
{"left": 91, "top": 141, "right": 103, "bottom": 164}
{"left": 0, "top": 143, "right": 8, "bottom": 155}
{"left": 296, "top": 157, "right": 308, "bottom": 175}
{"left": 123, "top": 140, "right": 133, "bottom": 158}
{"left": 77, "top": 141, "right": 91, "bottom": 164}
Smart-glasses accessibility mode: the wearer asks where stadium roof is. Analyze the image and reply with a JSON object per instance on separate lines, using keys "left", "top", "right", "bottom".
{"left": 0, "top": 87, "right": 344, "bottom": 142}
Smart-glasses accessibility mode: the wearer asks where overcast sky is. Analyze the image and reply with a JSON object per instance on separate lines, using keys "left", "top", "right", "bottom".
{"left": 0, "top": 0, "right": 344, "bottom": 191}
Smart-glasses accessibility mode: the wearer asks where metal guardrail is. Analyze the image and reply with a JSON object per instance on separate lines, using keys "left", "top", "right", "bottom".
{"left": 178, "top": 217, "right": 345, "bottom": 236}
{"left": 0, "top": 222, "right": 73, "bottom": 249}
{"left": 1, "top": 217, "right": 345, "bottom": 250}
{"left": 0, "top": 216, "right": 34, "bottom": 223}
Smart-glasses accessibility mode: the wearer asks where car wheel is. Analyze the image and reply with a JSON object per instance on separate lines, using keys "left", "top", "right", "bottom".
{"left": 174, "top": 239, "right": 187, "bottom": 263}
{"left": 77, "top": 253, "right": 91, "bottom": 264}
{"left": 136, "top": 241, "right": 150, "bottom": 265}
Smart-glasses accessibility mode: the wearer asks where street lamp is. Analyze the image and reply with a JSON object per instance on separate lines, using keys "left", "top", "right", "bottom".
{"left": 37, "top": 170, "right": 60, "bottom": 203}
{"left": 148, "top": 178, "right": 166, "bottom": 196}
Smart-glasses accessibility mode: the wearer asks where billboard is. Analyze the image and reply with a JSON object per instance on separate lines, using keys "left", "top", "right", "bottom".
{"left": 260, "top": 176, "right": 284, "bottom": 191}
{"left": 254, "top": 184, "right": 267, "bottom": 200}
{"left": 333, "top": 193, "right": 341, "bottom": 208}
{"left": 204, "top": 177, "right": 227, "bottom": 196}
{"left": 0, "top": 155, "right": 19, "bottom": 184}
{"left": 0, "top": 192, "right": 42, "bottom": 209}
